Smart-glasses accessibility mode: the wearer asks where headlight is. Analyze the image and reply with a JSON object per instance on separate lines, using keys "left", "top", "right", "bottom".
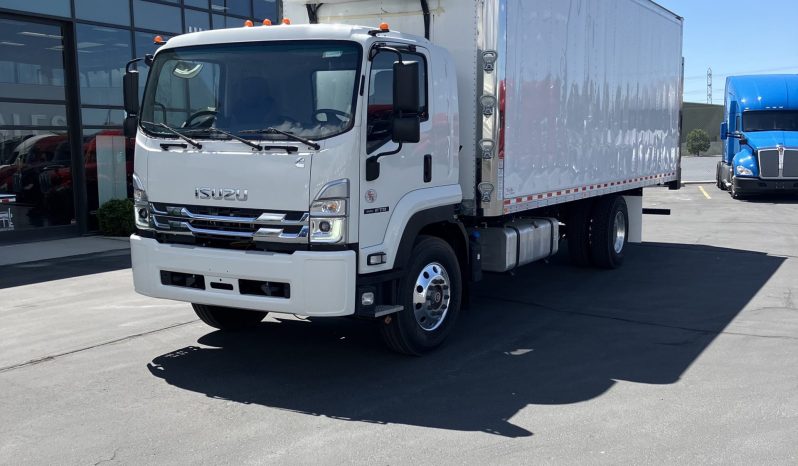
{"left": 132, "top": 173, "right": 151, "bottom": 230}
{"left": 736, "top": 165, "right": 753, "bottom": 176}
{"left": 310, "top": 199, "right": 346, "bottom": 216}
{"left": 309, "top": 199, "right": 346, "bottom": 243}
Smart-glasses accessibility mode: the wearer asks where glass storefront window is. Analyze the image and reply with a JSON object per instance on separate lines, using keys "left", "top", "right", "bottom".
{"left": 82, "top": 129, "right": 133, "bottom": 215}
{"left": 253, "top": 0, "right": 277, "bottom": 22}
{"left": 0, "top": 129, "right": 75, "bottom": 231}
{"left": 211, "top": 0, "right": 250, "bottom": 17}
{"left": 75, "top": 0, "right": 132, "bottom": 27}
{"left": 0, "top": 0, "right": 71, "bottom": 17}
{"left": 76, "top": 24, "right": 132, "bottom": 106}
{"left": 133, "top": 0, "right": 183, "bottom": 34}
{"left": 185, "top": 0, "right": 209, "bottom": 8}
{"left": 0, "top": 18, "right": 66, "bottom": 101}
{"left": 185, "top": 9, "right": 211, "bottom": 33}
{"left": 81, "top": 108, "right": 125, "bottom": 127}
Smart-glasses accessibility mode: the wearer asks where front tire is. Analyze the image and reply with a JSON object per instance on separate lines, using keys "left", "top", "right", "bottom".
{"left": 192, "top": 304, "right": 267, "bottom": 331}
{"left": 589, "top": 195, "right": 628, "bottom": 269}
{"left": 380, "top": 236, "right": 462, "bottom": 356}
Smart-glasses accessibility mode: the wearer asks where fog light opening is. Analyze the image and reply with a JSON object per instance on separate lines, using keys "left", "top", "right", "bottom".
{"left": 361, "top": 292, "right": 375, "bottom": 306}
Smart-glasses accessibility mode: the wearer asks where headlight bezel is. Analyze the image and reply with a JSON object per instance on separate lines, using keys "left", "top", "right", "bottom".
{"left": 132, "top": 173, "right": 152, "bottom": 230}
{"left": 735, "top": 165, "right": 754, "bottom": 176}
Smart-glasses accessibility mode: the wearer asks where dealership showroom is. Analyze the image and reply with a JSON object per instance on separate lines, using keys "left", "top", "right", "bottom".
{"left": 0, "top": 0, "right": 278, "bottom": 244}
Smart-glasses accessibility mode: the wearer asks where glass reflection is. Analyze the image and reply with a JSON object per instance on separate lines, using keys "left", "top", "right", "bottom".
{"left": 0, "top": 18, "right": 66, "bottom": 100}
{"left": 76, "top": 24, "right": 132, "bottom": 106}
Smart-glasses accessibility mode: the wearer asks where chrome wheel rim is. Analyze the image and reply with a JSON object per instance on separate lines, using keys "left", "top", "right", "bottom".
{"left": 412, "top": 262, "right": 451, "bottom": 332}
{"left": 613, "top": 210, "right": 626, "bottom": 254}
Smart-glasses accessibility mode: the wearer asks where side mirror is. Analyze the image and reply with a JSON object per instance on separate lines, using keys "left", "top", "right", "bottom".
{"left": 392, "top": 115, "right": 420, "bottom": 143}
{"left": 740, "top": 136, "right": 748, "bottom": 146}
{"left": 123, "top": 115, "right": 138, "bottom": 138}
{"left": 123, "top": 69, "right": 140, "bottom": 115}
{"left": 393, "top": 61, "right": 420, "bottom": 114}
{"left": 720, "top": 122, "right": 728, "bottom": 141}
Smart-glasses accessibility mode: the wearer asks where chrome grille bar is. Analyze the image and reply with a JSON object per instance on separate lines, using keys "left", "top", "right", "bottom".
{"left": 149, "top": 203, "right": 309, "bottom": 244}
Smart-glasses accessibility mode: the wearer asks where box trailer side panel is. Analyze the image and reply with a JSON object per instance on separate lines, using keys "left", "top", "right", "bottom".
{"left": 495, "top": 0, "right": 683, "bottom": 215}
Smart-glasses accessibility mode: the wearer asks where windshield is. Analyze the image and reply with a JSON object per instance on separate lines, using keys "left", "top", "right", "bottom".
{"left": 140, "top": 41, "right": 362, "bottom": 140}
{"left": 743, "top": 111, "right": 798, "bottom": 132}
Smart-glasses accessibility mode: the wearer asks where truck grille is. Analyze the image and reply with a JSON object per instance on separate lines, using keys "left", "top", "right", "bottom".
{"left": 758, "top": 148, "right": 798, "bottom": 179}
{"left": 149, "top": 203, "right": 309, "bottom": 245}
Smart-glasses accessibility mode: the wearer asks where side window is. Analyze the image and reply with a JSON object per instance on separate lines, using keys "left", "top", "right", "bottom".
{"left": 366, "top": 50, "right": 428, "bottom": 153}
{"left": 736, "top": 114, "right": 741, "bottom": 132}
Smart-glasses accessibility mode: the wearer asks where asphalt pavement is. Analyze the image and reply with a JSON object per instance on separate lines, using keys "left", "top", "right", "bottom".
{"left": 681, "top": 155, "right": 720, "bottom": 182}
{"left": 1, "top": 184, "right": 798, "bottom": 464}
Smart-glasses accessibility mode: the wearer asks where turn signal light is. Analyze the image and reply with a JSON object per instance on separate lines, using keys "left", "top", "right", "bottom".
{"left": 262, "top": 19, "right": 272, "bottom": 26}
{"left": 282, "top": 18, "right": 291, "bottom": 25}
{"left": 244, "top": 20, "right": 254, "bottom": 27}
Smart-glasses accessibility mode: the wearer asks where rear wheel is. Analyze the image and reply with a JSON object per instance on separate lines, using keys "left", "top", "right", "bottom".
{"left": 589, "top": 195, "right": 628, "bottom": 269}
{"left": 380, "top": 236, "right": 462, "bottom": 356}
{"left": 192, "top": 304, "right": 267, "bottom": 330}
{"left": 716, "top": 163, "right": 727, "bottom": 191}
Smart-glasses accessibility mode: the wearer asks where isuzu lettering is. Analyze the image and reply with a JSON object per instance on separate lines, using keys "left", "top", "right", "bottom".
{"left": 126, "top": 0, "right": 683, "bottom": 354}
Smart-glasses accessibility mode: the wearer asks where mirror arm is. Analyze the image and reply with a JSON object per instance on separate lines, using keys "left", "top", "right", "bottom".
{"left": 366, "top": 143, "right": 403, "bottom": 182}
{"left": 126, "top": 57, "right": 144, "bottom": 73}
{"left": 369, "top": 45, "right": 403, "bottom": 62}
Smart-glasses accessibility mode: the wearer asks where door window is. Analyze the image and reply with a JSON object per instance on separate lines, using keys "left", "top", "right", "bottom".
{"left": 366, "top": 50, "right": 428, "bottom": 153}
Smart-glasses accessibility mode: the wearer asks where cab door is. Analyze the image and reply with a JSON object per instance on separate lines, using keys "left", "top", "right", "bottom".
{"left": 359, "top": 46, "right": 432, "bottom": 249}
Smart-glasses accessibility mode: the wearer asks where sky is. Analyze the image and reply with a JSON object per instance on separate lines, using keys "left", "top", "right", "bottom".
{"left": 657, "top": 0, "right": 798, "bottom": 104}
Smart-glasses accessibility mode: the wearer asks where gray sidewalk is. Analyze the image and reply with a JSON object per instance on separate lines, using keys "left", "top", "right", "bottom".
{"left": 0, "top": 236, "right": 130, "bottom": 267}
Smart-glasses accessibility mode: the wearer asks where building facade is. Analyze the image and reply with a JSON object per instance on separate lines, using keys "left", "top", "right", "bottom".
{"left": 0, "top": 0, "right": 278, "bottom": 243}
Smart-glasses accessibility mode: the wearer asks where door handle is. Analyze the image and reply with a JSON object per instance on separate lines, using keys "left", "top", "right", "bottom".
{"left": 423, "top": 154, "right": 432, "bottom": 183}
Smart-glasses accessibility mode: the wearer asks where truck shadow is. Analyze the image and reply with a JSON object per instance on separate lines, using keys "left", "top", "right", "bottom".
{"left": 0, "top": 249, "right": 131, "bottom": 289}
{"left": 147, "top": 242, "right": 784, "bottom": 438}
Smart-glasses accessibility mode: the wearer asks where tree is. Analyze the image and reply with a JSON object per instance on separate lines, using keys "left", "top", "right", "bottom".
{"left": 686, "top": 129, "right": 711, "bottom": 156}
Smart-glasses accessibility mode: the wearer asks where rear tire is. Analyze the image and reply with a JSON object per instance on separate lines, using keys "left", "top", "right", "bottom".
{"left": 380, "top": 236, "right": 462, "bottom": 356}
{"left": 566, "top": 201, "right": 593, "bottom": 267}
{"left": 589, "top": 195, "right": 628, "bottom": 269}
{"left": 716, "top": 163, "right": 727, "bottom": 191}
{"left": 192, "top": 304, "right": 267, "bottom": 330}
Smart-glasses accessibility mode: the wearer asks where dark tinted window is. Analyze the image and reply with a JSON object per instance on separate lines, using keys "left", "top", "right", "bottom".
{"left": 133, "top": 0, "right": 182, "bottom": 34}
{"left": 366, "top": 50, "right": 427, "bottom": 153}
{"left": 743, "top": 111, "right": 798, "bottom": 132}
{"left": 0, "top": 18, "right": 66, "bottom": 101}
{"left": 76, "top": 24, "right": 132, "bottom": 105}
{"left": 211, "top": 0, "right": 250, "bottom": 17}
{"left": 185, "top": 9, "right": 211, "bottom": 33}
{"left": 75, "top": 0, "right": 131, "bottom": 26}
{"left": 253, "top": 0, "right": 278, "bottom": 21}
{"left": 0, "top": 0, "right": 70, "bottom": 17}
{"left": 185, "top": 0, "right": 209, "bottom": 8}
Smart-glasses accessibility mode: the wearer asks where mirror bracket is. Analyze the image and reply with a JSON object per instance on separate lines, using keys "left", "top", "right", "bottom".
{"left": 366, "top": 143, "right": 403, "bottom": 182}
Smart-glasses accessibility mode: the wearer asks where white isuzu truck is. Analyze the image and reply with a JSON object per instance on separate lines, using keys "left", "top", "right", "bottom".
{"left": 126, "top": 0, "right": 683, "bottom": 354}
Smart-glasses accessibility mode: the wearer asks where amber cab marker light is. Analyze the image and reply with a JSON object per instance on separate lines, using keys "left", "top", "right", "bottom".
{"left": 244, "top": 20, "right": 254, "bottom": 27}
{"left": 153, "top": 35, "right": 165, "bottom": 44}
{"left": 262, "top": 19, "right": 272, "bottom": 26}
{"left": 282, "top": 18, "right": 291, "bottom": 25}
{"left": 379, "top": 22, "right": 390, "bottom": 31}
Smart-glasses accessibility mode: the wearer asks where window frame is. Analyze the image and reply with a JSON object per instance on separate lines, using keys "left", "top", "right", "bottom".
{"left": 365, "top": 46, "right": 430, "bottom": 154}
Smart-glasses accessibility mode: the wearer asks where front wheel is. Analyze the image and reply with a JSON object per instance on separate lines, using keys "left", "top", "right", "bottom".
{"left": 192, "top": 304, "right": 267, "bottom": 331}
{"left": 380, "top": 236, "right": 462, "bottom": 355}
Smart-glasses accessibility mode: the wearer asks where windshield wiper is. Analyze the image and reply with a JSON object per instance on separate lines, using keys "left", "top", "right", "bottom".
{"left": 184, "top": 127, "right": 263, "bottom": 151}
{"left": 141, "top": 121, "right": 202, "bottom": 149}
{"left": 239, "top": 127, "right": 321, "bottom": 151}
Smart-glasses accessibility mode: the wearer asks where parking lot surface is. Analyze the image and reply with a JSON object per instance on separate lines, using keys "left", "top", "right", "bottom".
{"left": 1, "top": 185, "right": 797, "bottom": 464}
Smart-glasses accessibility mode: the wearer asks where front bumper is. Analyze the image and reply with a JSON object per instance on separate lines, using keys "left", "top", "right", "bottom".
{"left": 733, "top": 177, "right": 798, "bottom": 194}
{"left": 130, "top": 235, "right": 356, "bottom": 317}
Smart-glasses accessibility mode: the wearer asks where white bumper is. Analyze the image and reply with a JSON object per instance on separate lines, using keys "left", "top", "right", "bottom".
{"left": 130, "top": 235, "right": 356, "bottom": 317}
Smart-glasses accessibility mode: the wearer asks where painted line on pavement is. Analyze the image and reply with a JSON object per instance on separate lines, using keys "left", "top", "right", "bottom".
{"left": 698, "top": 185, "right": 712, "bottom": 200}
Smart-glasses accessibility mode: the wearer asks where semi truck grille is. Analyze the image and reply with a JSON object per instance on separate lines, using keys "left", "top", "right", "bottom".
{"left": 759, "top": 150, "right": 780, "bottom": 178}
{"left": 784, "top": 150, "right": 798, "bottom": 178}
{"left": 149, "top": 203, "right": 309, "bottom": 245}
{"left": 758, "top": 148, "right": 798, "bottom": 179}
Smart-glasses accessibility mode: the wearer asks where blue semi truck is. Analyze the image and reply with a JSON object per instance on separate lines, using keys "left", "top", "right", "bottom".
{"left": 716, "top": 75, "right": 798, "bottom": 198}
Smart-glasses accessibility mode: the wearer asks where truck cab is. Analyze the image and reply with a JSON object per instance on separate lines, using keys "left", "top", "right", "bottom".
{"left": 717, "top": 75, "right": 798, "bottom": 198}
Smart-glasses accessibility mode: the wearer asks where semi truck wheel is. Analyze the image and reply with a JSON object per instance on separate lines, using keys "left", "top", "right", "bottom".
{"left": 566, "top": 200, "right": 593, "bottom": 267}
{"left": 589, "top": 195, "right": 628, "bottom": 269}
{"left": 380, "top": 236, "right": 462, "bottom": 356}
{"left": 192, "top": 304, "right": 267, "bottom": 330}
